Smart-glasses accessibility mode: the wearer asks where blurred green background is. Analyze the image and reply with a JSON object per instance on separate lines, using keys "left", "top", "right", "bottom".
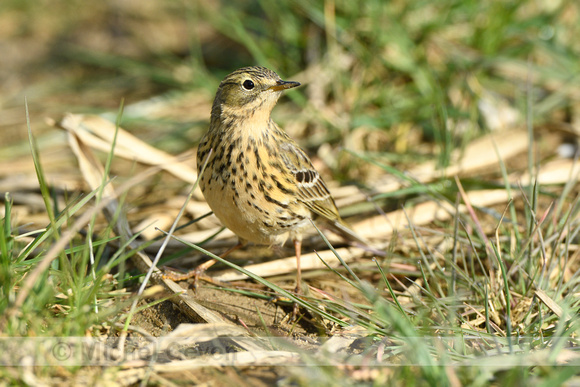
{"left": 2, "top": 0, "right": 578, "bottom": 164}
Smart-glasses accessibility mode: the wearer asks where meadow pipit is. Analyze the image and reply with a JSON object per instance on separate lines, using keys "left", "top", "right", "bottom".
{"left": 174, "top": 66, "right": 367, "bottom": 296}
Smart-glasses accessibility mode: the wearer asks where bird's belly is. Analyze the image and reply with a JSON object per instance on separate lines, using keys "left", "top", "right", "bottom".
{"left": 202, "top": 177, "right": 309, "bottom": 246}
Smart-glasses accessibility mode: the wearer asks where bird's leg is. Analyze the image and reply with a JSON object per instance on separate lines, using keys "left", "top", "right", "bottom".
{"left": 294, "top": 239, "right": 302, "bottom": 294}
{"left": 293, "top": 238, "right": 302, "bottom": 318}
{"left": 163, "top": 242, "right": 244, "bottom": 287}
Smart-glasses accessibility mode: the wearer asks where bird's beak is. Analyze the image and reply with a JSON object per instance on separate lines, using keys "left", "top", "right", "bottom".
{"left": 269, "top": 80, "right": 300, "bottom": 91}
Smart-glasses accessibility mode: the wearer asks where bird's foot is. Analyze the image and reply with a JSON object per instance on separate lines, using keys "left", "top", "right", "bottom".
{"left": 162, "top": 258, "right": 217, "bottom": 290}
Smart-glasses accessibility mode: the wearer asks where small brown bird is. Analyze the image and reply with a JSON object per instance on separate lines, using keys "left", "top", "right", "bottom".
{"left": 179, "top": 66, "right": 366, "bottom": 294}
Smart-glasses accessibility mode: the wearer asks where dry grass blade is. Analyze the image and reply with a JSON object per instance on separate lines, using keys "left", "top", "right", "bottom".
{"left": 213, "top": 247, "right": 366, "bottom": 282}
{"left": 535, "top": 289, "right": 571, "bottom": 321}
{"left": 52, "top": 113, "right": 198, "bottom": 183}
{"left": 354, "top": 188, "right": 513, "bottom": 241}
{"left": 338, "top": 128, "right": 529, "bottom": 209}
{"left": 406, "top": 128, "right": 530, "bottom": 182}
{"left": 520, "top": 158, "right": 580, "bottom": 185}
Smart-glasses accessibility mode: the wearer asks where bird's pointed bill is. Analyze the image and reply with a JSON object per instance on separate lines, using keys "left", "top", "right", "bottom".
{"left": 269, "top": 80, "right": 300, "bottom": 91}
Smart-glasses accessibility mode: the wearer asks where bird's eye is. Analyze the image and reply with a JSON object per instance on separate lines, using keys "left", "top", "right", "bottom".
{"left": 242, "top": 80, "right": 255, "bottom": 90}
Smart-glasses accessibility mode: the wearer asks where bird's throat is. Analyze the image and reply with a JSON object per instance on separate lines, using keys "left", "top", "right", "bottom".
{"left": 217, "top": 104, "right": 276, "bottom": 140}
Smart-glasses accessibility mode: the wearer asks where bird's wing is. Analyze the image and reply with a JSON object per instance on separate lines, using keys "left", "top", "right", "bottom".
{"left": 278, "top": 139, "right": 341, "bottom": 222}
{"left": 278, "top": 138, "right": 373, "bottom": 246}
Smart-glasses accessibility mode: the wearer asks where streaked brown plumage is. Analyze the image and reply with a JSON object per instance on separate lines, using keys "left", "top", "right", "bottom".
{"left": 188, "top": 66, "right": 366, "bottom": 294}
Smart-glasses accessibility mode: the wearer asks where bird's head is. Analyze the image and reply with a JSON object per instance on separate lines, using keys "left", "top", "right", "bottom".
{"left": 211, "top": 66, "right": 300, "bottom": 122}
